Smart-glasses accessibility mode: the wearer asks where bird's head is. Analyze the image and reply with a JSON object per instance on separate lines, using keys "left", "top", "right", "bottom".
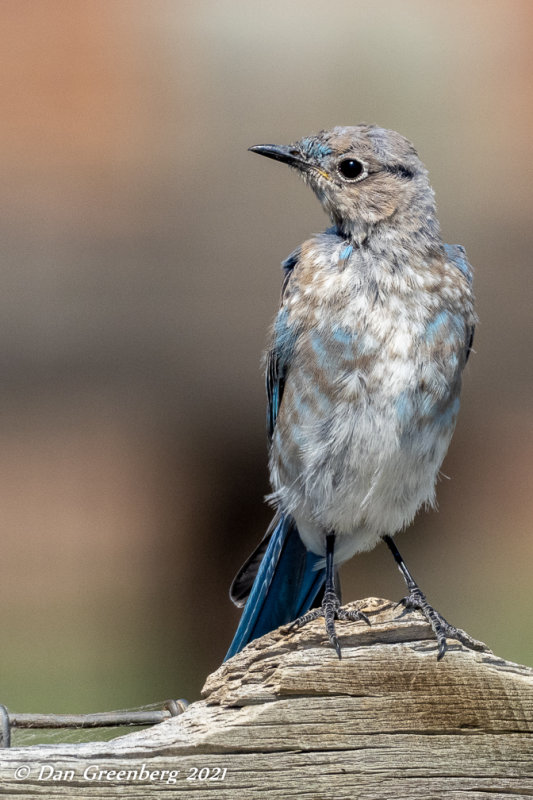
{"left": 249, "top": 125, "right": 436, "bottom": 243}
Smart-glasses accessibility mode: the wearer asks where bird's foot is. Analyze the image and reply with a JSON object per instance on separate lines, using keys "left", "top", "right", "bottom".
{"left": 398, "top": 587, "right": 488, "bottom": 660}
{"left": 288, "top": 590, "right": 371, "bottom": 659}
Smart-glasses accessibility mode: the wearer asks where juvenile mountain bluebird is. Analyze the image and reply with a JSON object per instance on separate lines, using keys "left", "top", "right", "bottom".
{"left": 225, "top": 125, "right": 485, "bottom": 662}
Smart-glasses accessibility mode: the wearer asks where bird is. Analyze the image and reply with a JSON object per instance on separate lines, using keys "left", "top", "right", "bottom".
{"left": 225, "top": 124, "right": 485, "bottom": 662}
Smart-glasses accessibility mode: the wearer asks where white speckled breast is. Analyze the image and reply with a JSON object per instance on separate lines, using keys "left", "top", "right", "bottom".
{"left": 268, "top": 232, "right": 475, "bottom": 563}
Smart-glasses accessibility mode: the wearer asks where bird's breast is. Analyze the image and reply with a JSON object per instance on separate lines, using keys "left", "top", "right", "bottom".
{"left": 274, "top": 248, "right": 469, "bottom": 469}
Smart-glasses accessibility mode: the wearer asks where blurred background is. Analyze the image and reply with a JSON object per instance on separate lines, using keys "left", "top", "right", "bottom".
{"left": 0, "top": 0, "right": 531, "bottom": 720}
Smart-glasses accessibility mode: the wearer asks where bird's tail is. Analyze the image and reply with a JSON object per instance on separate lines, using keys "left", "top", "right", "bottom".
{"left": 224, "top": 514, "right": 325, "bottom": 661}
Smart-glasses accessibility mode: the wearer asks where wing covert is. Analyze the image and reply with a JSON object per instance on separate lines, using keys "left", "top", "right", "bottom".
{"left": 266, "top": 247, "right": 301, "bottom": 440}
{"left": 444, "top": 243, "right": 475, "bottom": 363}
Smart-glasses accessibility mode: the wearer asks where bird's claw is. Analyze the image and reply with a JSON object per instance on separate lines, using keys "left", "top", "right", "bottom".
{"left": 288, "top": 591, "right": 371, "bottom": 658}
{"left": 397, "top": 587, "right": 488, "bottom": 660}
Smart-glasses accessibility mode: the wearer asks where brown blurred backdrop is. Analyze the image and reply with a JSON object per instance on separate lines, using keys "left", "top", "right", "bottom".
{"left": 0, "top": 0, "right": 532, "bottom": 715}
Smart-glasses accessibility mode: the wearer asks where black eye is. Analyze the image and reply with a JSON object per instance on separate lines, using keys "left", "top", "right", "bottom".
{"left": 337, "top": 158, "right": 364, "bottom": 181}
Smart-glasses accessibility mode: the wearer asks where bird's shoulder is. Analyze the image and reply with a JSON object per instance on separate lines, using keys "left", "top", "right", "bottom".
{"left": 280, "top": 228, "right": 348, "bottom": 294}
{"left": 443, "top": 243, "right": 473, "bottom": 285}
{"left": 283, "top": 228, "right": 344, "bottom": 267}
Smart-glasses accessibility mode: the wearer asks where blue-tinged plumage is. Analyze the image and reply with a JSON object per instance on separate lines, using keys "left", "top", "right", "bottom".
{"left": 281, "top": 247, "right": 302, "bottom": 273}
{"left": 227, "top": 125, "right": 482, "bottom": 662}
{"left": 266, "top": 308, "right": 299, "bottom": 440}
{"left": 340, "top": 244, "right": 353, "bottom": 261}
{"left": 444, "top": 243, "right": 473, "bottom": 284}
{"left": 424, "top": 310, "right": 451, "bottom": 343}
{"left": 224, "top": 514, "right": 325, "bottom": 660}
{"left": 300, "top": 137, "right": 333, "bottom": 161}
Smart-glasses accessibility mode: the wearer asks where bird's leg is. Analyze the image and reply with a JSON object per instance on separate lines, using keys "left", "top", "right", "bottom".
{"left": 288, "top": 532, "right": 370, "bottom": 658}
{"left": 383, "top": 535, "right": 487, "bottom": 660}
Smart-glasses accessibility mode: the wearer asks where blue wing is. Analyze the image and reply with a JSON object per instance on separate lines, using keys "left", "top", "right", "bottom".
{"left": 266, "top": 246, "right": 300, "bottom": 439}
{"left": 444, "top": 243, "right": 475, "bottom": 362}
{"left": 225, "top": 246, "right": 326, "bottom": 661}
{"left": 444, "top": 243, "right": 472, "bottom": 284}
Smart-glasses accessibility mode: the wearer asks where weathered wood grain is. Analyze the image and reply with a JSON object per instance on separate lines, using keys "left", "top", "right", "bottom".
{"left": 1, "top": 598, "right": 532, "bottom": 799}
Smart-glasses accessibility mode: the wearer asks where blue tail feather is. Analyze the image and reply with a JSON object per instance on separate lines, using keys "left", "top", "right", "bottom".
{"left": 224, "top": 515, "right": 325, "bottom": 661}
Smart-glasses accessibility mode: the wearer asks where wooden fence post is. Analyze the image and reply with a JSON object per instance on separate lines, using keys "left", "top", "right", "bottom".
{"left": 1, "top": 597, "right": 532, "bottom": 798}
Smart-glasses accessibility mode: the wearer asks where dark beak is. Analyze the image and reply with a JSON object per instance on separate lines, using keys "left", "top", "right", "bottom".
{"left": 248, "top": 144, "right": 306, "bottom": 169}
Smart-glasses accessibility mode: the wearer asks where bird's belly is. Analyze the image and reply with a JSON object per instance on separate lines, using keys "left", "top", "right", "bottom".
{"left": 269, "top": 326, "right": 460, "bottom": 549}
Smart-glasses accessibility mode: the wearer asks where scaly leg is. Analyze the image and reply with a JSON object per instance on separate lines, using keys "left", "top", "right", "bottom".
{"left": 383, "top": 535, "right": 487, "bottom": 660}
{"left": 289, "top": 532, "right": 370, "bottom": 658}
